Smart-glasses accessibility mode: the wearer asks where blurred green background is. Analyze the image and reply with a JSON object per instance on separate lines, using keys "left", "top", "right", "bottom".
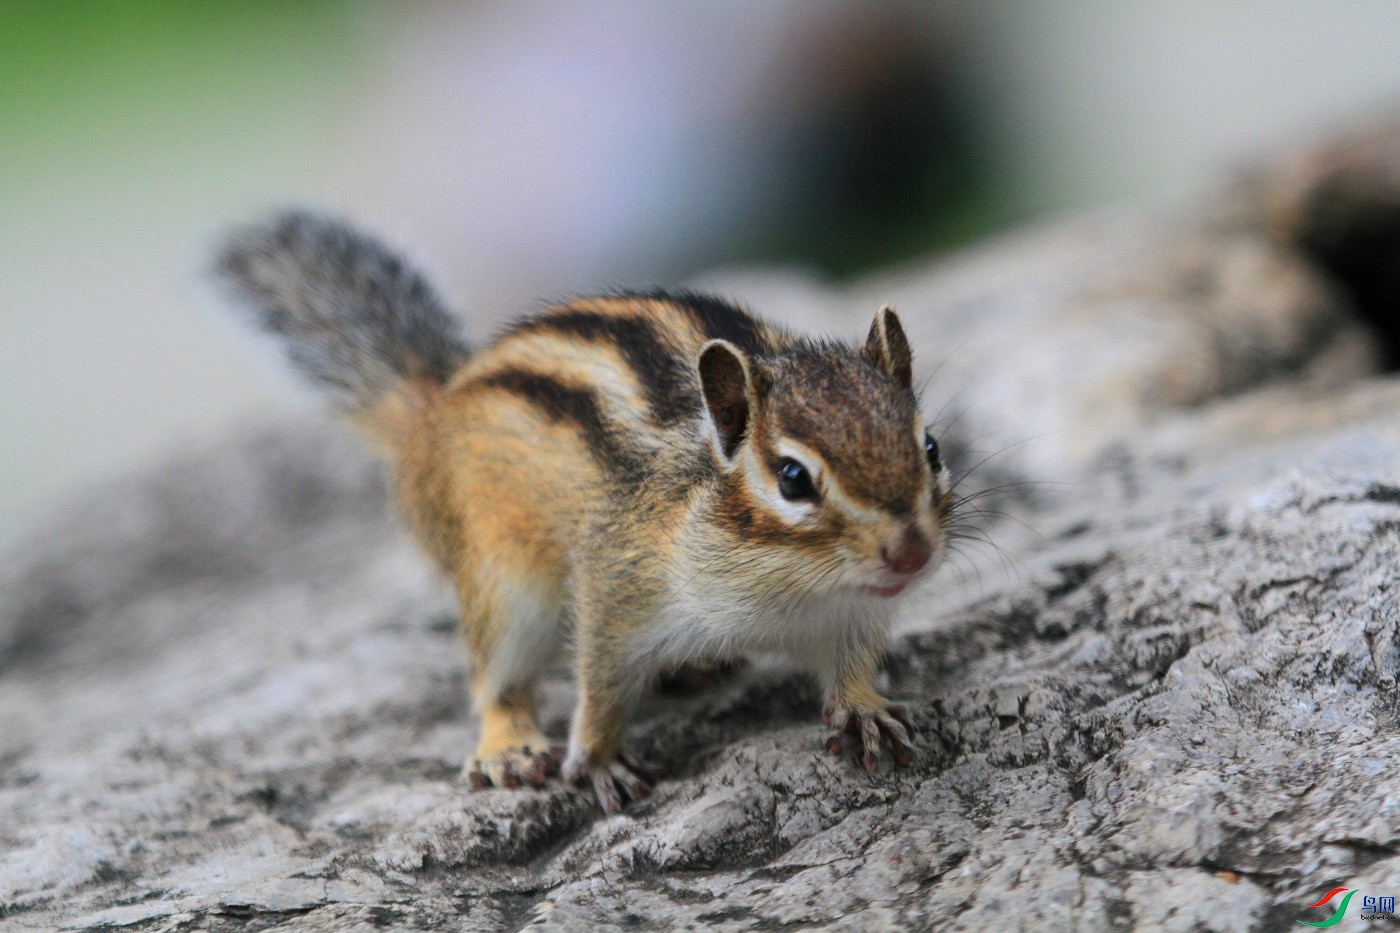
{"left": 5, "top": 0, "right": 1400, "bottom": 544}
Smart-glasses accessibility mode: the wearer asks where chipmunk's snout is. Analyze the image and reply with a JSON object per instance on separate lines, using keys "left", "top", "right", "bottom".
{"left": 880, "top": 527, "right": 933, "bottom": 576}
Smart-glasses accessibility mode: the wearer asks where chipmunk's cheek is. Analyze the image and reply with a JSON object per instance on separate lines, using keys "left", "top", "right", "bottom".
{"left": 926, "top": 524, "right": 948, "bottom": 563}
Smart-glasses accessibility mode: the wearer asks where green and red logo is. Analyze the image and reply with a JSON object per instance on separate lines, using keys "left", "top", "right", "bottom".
{"left": 1298, "top": 888, "right": 1397, "bottom": 926}
{"left": 1299, "top": 888, "right": 1356, "bottom": 927}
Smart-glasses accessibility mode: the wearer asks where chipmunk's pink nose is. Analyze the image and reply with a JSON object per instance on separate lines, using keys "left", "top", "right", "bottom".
{"left": 881, "top": 529, "right": 932, "bottom": 576}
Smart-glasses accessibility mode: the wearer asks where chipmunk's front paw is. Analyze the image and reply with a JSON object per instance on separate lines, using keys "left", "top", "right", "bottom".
{"left": 563, "top": 750, "right": 656, "bottom": 814}
{"left": 823, "top": 701, "right": 916, "bottom": 774}
{"left": 463, "top": 742, "right": 563, "bottom": 790}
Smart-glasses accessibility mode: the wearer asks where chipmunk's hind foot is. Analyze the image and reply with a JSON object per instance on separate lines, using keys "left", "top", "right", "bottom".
{"left": 464, "top": 691, "right": 561, "bottom": 789}
{"left": 464, "top": 740, "right": 563, "bottom": 790}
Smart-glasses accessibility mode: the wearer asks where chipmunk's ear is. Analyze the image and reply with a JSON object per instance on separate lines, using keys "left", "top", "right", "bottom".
{"left": 863, "top": 304, "right": 913, "bottom": 390}
{"left": 698, "top": 339, "right": 760, "bottom": 462}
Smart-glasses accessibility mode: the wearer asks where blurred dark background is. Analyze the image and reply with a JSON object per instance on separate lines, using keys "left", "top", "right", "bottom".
{"left": 4, "top": 0, "right": 1400, "bottom": 544}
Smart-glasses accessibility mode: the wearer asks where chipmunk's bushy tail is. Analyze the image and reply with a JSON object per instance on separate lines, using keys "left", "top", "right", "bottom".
{"left": 212, "top": 210, "right": 470, "bottom": 422}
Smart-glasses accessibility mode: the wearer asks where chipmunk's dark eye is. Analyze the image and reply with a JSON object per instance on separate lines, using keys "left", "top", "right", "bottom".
{"left": 777, "top": 458, "right": 817, "bottom": 501}
{"left": 924, "top": 432, "right": 941, "bottom": 473}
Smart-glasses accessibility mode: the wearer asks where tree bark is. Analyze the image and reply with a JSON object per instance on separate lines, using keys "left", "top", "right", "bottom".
{"left": 4, "top": 119, "right": 1400, "bottom": 932}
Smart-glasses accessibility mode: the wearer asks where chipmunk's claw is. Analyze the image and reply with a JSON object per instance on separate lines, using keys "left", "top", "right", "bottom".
{"left": 823, "top": 703, "right": 916, "bottom": 773}
{"left": 564, "top": 753, "right": 655, "bottom": 813}
{"left": 464, "top": 745, "right": 563, "bottom": 790}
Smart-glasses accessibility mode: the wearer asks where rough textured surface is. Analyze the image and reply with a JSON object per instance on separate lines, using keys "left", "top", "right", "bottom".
{"left": 4, "top": 121, "right": 1400, "bottom": 931}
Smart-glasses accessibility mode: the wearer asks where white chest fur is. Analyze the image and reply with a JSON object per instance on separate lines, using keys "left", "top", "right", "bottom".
{"left": 631, "top": 560, "right": 894, "bottom": 687}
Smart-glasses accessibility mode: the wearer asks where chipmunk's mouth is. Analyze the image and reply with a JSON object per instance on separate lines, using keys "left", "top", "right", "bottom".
{"left": 860, "top": 573, "right": 918, "bottom": 598}
{"left": 862, "top": 580, "right": 910, "bottom": 598}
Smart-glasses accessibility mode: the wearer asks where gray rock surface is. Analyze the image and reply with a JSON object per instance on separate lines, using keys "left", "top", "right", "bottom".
{"left": 4, "top": 121, "right": 1400, "bottom": 931}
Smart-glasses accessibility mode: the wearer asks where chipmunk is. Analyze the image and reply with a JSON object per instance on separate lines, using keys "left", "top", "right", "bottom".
{"left": 213, "top": 211, "right": 952, "bottom": 812}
